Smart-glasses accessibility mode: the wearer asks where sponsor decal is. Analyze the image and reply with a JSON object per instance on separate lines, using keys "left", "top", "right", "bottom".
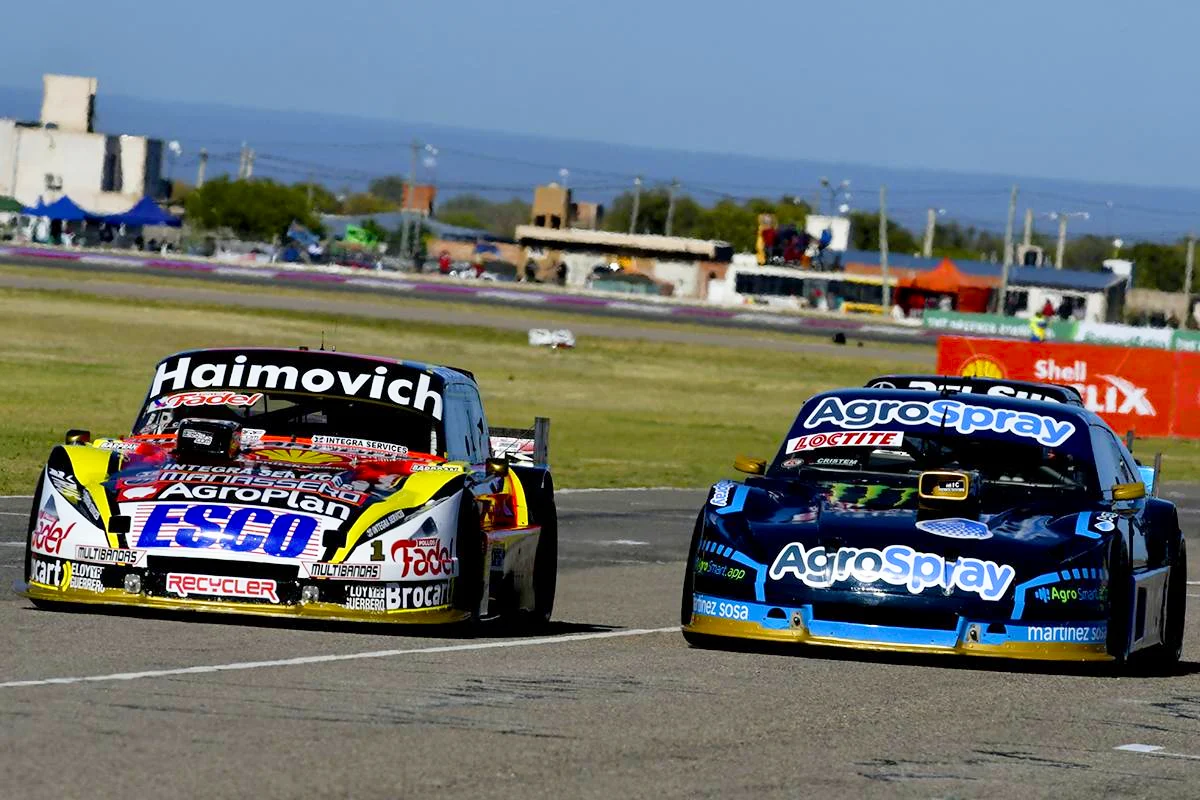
{"left": 390, "top": 538, "right": 455, "bottom": 578}
{"left": 240, "top": 428, "right": 266, "bottom": 445}
{"left": 29, "top": 556, "right": 63, "bottom": 588}
{"left": 709, "top": 480, "right": 737, "bottom": 507}
{"left": 308, "top": 562, "right": 383, "bottom": 580}
{"left": 1033, "top": 585, "right": 1108, "bottom": 604}
{"left": 94, "top": 438, "right": 139, "bottom": 453}
{"left": 166, "top": 572, "right": 280, "bottom": 603}
{"left": 311, "top": 436, "right": 408, "bottom": 456}
{"left": 47, "top": 467, "right": 81, "bottom": 503}
{"left": 136, "top": 504, "right": 319, "bottom": 558}
{"left": 149, "top": 354, "right": 444, "bottom": 420}
{"left": 780, "top": 457, "right": 805, "bottom": 469}
{"left": 67, "top": 562, "right": 105, "bottom": 593}
{"left": 914, "top": 518, "right": 992, "bottom": 540}
{"left": 410, "top": 463, "right": 461, "bottom": 472}
{"left": 155, "top": 482, "right": 354, "bottom": 520}
{"left": 768, "top": 542, "right": 1015, "bottom": 602}
{"left": 1016, "top": 624, "right": 1107, "bottom": 643}
{"left": 803, "top": 397, "right": 1076, "bottom": 447}
{"left": 153, "top": 391, "right": 263, "bottom": 410}
{"left": 75, "top": 545, "right": 142, "bottom": 565}
{"left": 899, "top": 378, "right": 1063, "bottom": 403}
{"left": 691, "top": 596, "right": 750, "bottom": 621}
{"left": 344, "top": 581, "right": 450, "bottom": 611}
{"left": 814, "top": 457, "right": 861, "bottom": 467}
{"left": 119, "top": 485, "right": 160, "bottom": 501}
{"left": 787, "top": 430, "right": 904, "bottom": 453}
{"left": 1034, "top": 359, "right": 1155, "bottom": 416}
{"left": 694, "top": 558, "right": 748, "bottom": 581}
{"left": 364, "top": 509, "right": 407, "bottom": 540}
{"left": 251, "top": 448, "right": 344, "bottom": 466}
{"left": 149, "top": 468, "right": 368, "bottom": 504}
{"left": 181, "top": 428, "right": 215, "bottom": 447}
{"left": 31, "top": 498, "right": 73, "bottom": 556}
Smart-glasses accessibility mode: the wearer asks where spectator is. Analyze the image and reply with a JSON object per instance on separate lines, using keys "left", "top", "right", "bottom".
{"left": 938, "top": 294, "right": 953, "bottom": 311}
{"left": 1030, "top": 307, "right": 1049, "bottom": 342}
{"left": 438, "top": 250, "right": 451, "bottom": 275}
{"left": 1057, "top": 299, "right": 1072, "bottom": 321}
{"left": 1041, "top": 299, "right": 1055, "bottom": 318}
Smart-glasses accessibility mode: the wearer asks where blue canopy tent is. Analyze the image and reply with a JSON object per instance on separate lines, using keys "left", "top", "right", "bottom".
{"left": 37, "top": 195, "right": 91, "bottom": 221}
{"left": 20, "top": 197, "right": 47, "bottom": 215}
{"left": 103, "top": 196, "right": 181, "bottom": 227}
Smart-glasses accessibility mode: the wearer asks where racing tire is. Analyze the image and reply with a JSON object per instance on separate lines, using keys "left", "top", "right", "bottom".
{"left": 1105, "top": 532, "right": 1133, "bottom": 666}
{"left": 524, "top": 487, "right": 558, "bottom": 630}
{"left": 1133, "top": 537, "right": 1187, "bottom": 675}
{"left": 681, "top": 512, "right": 725, "bottom": 649}
{"left": 452, "top": 490, "right": 487, "bottom": 621}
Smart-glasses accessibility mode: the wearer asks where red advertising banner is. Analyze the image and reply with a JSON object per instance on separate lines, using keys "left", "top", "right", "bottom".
{"left": 1171, "top": 352, "right": 1200, "bottom": 439}
{"left": 936, "top": 336, "right": 1176, "bottom": 438}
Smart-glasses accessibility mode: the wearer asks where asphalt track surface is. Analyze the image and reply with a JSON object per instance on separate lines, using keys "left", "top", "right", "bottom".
{"left": 1, "top": 488, "right": 1199, "bottom": 799}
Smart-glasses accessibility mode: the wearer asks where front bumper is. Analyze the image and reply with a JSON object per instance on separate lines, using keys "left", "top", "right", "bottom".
{"left": 684, "top": 593, "right": 1111, "bottom": 661}
{"left": 19, "top": 581, "right": 471, "bottom": 625}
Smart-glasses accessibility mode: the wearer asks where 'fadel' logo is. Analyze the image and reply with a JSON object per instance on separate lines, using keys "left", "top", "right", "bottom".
{"left": 391, "top": 538, "right": 455, "bottom": 578}
{"left": 136, "top": 504, "right": 317, "bottom": 557}
{"left": 31, "top": 497, "right": 73, "bottom": 556}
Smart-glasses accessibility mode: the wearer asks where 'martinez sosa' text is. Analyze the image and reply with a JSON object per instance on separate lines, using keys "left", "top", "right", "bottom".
{"left": 149, "top": 355, "right": 443, "bottom": 420}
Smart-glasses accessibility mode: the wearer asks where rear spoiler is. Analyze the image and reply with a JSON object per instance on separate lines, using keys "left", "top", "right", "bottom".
{"left": 865, "top": 374, "right": 1084, "bottom": 406}
{"left": 489, "top": 416, "right": 550, "bottom": 465}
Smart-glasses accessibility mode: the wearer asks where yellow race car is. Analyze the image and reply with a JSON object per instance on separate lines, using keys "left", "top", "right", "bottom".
{"left": 21, "top": 347, "right": 557, "bottom": 628}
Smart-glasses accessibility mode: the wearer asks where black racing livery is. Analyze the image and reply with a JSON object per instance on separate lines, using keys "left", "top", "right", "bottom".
{"left": 681, "top": 379, "right": 1186, "bottom": 669}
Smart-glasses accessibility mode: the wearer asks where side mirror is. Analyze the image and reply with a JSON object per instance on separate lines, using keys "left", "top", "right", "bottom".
{"left": 485, "top": 457, "right": 509, "bottom": 477}
{"left": 65, "top": 429, "right": 91, "bottom": 445}
{"left": 733, "top": 455, "right": 766, "bottom": 475}
{"left": 1111, "top": 481, "right": 1146, "bottom": 501}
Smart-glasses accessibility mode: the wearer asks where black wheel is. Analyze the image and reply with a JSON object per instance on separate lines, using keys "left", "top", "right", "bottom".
{"left": 526, "top": 487, "right": 558, "bottom": 629}
{"left": 1106, "top": 532, "right": 1133, "bottom": 664}
{"left": 452, "top": 490, "right": 486, "bottom": 619}
{"left": 680, "top": 513, "right": 703, "bottom": 627}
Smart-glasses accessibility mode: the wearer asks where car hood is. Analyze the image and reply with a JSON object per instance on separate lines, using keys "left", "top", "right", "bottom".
{"left": 96, "top": 438, "right": 466, "bottom": 560}
{"left": 706, "top": 479, "right": 1112, "bottom": 605}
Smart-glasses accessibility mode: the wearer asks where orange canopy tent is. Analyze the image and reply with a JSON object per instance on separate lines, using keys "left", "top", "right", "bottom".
{"left": 896, "top": 258, "right": 996, "bottom": 313}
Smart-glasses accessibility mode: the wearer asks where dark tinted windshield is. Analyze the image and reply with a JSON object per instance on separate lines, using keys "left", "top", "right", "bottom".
{"left": 134, "top": 390, "right": 441, "bottom": 455}
{"left": 769, "top": 393, "right": 1098, "bottom": 500}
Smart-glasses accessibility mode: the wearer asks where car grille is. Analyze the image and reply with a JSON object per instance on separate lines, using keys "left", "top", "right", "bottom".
{"left": 809, "top": 602, "right": 960, "bottom": 631}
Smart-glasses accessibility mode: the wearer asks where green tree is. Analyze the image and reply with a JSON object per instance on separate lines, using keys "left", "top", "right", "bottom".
{"left": 184, "top": 177, "right": 319, "bottom": 240}
{"left": 436, "top": 195, "right": 531, "bottom": 237}
{"left": 849, "top": 211, "right": 920, "bottom": 254}
{"left": 293, "top": 182, "right": 341, "bottom": 214}
{"left": 368, "top": 176, "right": 409, "bottom": 205}
{"left": 341, "top": 193, "right": 398, "bottom": 215}
{"left": 1128, "top": 240, "right": 1188, "bottom": 291}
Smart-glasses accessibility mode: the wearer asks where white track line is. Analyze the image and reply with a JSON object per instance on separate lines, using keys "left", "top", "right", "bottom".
{"left": 0, "top": 626, "right": 677, "bottom": 689}
{"left": 0, "top": 512, "right": 27, "bottom": 516}
{"left": 0, "top": 496, "right": 32, "bottom": 500}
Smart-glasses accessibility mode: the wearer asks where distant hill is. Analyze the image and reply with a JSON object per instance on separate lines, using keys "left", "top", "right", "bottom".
{"left": 1, "top": 84, "right": 1198, "bottom": 240}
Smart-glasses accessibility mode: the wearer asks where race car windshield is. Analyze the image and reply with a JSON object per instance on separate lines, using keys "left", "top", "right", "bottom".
{"left": 133, "top": 391, "right": 440, "bottom": 455}
{"left": 769, "top": 393, "right": 1099, "bottom": 499}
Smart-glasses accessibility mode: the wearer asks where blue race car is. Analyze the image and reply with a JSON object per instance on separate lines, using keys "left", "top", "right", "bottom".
{"left": 681, "top": 380, "right": 1186, "bottom": 669}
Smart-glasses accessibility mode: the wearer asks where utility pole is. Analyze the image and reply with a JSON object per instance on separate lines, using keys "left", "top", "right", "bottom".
{"left": 1185, "top": 233, "right": 1195, "bottom": 314}
{"left": 1023, "top": 207, "right": 1033, "bottom": 247}
{"left": 306, "top": 173, "right": 314, "bottom": 208}
{"left": 400, "top": 138, "right": 419, "bottom": 260}
{"left": 628, "top": 175, "right": 642, "bottom": 235}
{"left": 880, "top": 185, "right": 891, "bottom": 310}
{"left": 922, "top": 207, "right": 936, "bottom": 258}
{"left": 1055, "top": 214, "right": 1068, "bottom": 270}
{"left": 665, "top": 178, "right": 679, "bottom": 236}
{"left": 998, "top": 184, "right": 1017, "bottom": 314}
{"left": 245, "top": 149, "right": 255, "bottom": 179}
{"left": 196, "top": 148, "right": 208, "bottom": 188}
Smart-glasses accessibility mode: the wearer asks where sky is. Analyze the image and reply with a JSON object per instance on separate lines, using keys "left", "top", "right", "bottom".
{"left": 4, "top": 0, "right": 1198, "bottom": 189}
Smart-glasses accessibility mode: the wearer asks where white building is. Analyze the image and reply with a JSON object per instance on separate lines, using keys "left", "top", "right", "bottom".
{"left": 0, "top": 74, "right": 165, "bottom": 215}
